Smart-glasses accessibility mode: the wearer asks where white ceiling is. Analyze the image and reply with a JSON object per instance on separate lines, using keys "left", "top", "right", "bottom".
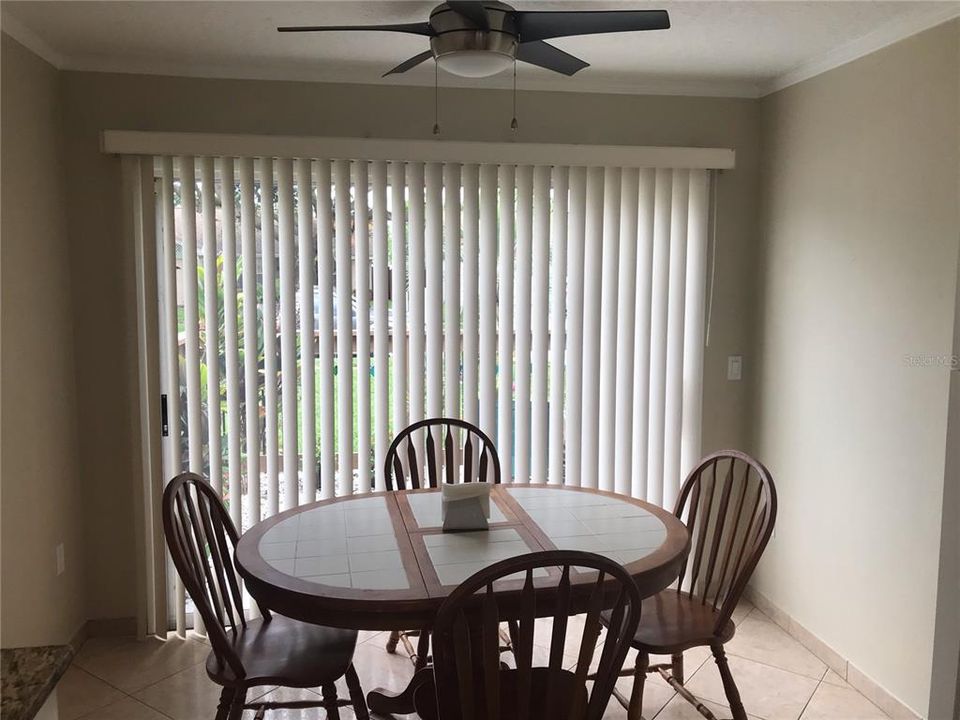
{"left": 3, "top": 1, "right": 958, "bottom": 97}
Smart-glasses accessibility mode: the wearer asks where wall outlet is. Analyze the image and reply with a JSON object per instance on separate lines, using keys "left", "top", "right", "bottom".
{"left": 727, "top": 355, "right": 743, "bottom": 381}
{"left": 56, "top": 543, "right": 65, "bottom": 576}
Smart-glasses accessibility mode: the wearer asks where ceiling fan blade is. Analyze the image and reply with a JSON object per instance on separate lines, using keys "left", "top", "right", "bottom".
{"left": 517, "top": 40, "right": 588, "bottom": 76}
{"left": 383, "top": 50, "right": 435, "bottom": 76}
{"left": 278, "top": 22, "right": 434, "bottom": 36}
{"left": 514, "top": 10, "right": 669, "bottom": 42}
{"left": 447, "top": 1, "right": 490, "bottom": 30}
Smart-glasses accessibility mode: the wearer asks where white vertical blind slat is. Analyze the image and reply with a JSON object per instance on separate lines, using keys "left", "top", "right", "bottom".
{"left": 298, "top": 159, "right": 318, "bottom": 503}
{"left": 663, "top": 170, "right": 691, "bottom": 510}
{"left": 316, "top": 161, "right": 335, "bottom": 500}
{"left": 200, "top": 158, "right": 221, "bottom": 496}
{"left": 496, "top": 165, "right": 515, "bottom": 482}
{"left": 425, "top": 163, "right": 444, "bottom": 419}
{"left": 580, "top": 167, "right": 604, "bottom": 490}
{"left": 564, "top": 167, "right": 586, "bottom": 488}
{"left": 354, "top": 161, "right": 371, "bottom": 493}
{"left": 548, "top": 166, "right": 568, "bottom": 486}
{"left": 179, "top": 157, "right": 203, "bottom": 478}
{"left": 613, "top": 168, "right": 640, "bottom": 496}
{"left": 239, "top": 157, "right": 260, "bottom": 525}
{"left": 159, "top": 157, "right": 186, "bottom": 637}
{"left": 681, "top": 170, "right": 711, "bottom": 479}
{"left": 530, "top": 165, "right": 550, "bottom": 485}
{"left": 632, "top": 169, "right": 656, "bottom": 501}
{"left": 277, "top": 159, "right": 298, "bottom": 509}
{"left": 443, "top": 163, "right": 462, "bottom": 419}
{"left": 478, "top": 165, "right": 498, "bottom": 436}
{"left": 259, "top": 159, "right": 279, "bottom": 515}
{"left": 514, "top": 165, "right": 533, "bottom": 484}
{"left": 647, "top": 168, "right": 673, "bottom": 506}
{"left": 221, "top": 158, "right": 242, "bottom": 527}
{"left": 597, "top": 166, "right": 621, "bottom": 493}
{"left": 461, "top": 164, "right": 480, "bottom": 425}
{"left": 408, "top": 163, "right": 426, "bottom": 427}
{"left": 334, "top": 159, "right": 353, "bottom": 496}
{"left": 371, "top": 161, "right": 390, "bottom": 490}
{"left": 391, "top": 162, "right": 409, "bottom": 438}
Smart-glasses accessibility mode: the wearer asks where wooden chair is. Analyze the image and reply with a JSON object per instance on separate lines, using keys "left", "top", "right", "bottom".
{"left": 383, "top": 417, "right": 501, "bottom": 664}
{"left": 384, "top": 417, "right": 501, "bottom": 491}
{"left": 162, "top": 472, "right": 369, "bottom": 720}
{"left": 415, "top": 550, "right": 644, "bottom": 720}
{"left": 606, "top": 450, "right": 777, "bottom": 720}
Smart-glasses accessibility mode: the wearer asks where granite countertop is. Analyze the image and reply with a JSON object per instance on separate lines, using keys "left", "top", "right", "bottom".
{"left": 1, "top": 645, "right": 74, "bottom": 720}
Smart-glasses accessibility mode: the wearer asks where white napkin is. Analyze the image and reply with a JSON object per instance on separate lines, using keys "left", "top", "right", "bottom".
{"left": 441, "top": 483, "right": 491, "bottom": 531}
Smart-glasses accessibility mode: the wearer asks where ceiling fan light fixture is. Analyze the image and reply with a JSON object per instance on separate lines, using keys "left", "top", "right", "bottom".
{"left": 436, "top": 49, "right": 514, "bottom": 78}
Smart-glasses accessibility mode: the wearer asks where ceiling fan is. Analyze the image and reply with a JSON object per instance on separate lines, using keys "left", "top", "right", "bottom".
{"left": 278, "top": 1, "right": 670, "bottom": 79}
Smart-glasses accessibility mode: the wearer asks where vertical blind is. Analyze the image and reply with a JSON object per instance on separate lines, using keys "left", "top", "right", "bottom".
{"left": 153, "top": 154, "right": 712, "bottom": 632}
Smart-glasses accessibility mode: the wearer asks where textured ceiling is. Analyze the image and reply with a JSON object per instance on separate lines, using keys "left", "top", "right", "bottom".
{"left": 3, "top": 1, "right": 958, "bottom": 96}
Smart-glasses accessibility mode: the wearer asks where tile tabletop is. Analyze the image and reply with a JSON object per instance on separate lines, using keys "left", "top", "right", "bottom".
{"left": 254, "top": 485, "right": 671, "bottom": 593}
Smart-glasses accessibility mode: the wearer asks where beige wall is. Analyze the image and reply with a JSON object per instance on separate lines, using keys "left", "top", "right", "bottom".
{"left": 57, "top": 70, "right": 762, "bottom": 623}
{"left": 753, "top": 20, "right": 960, "bottom": 717}
{"left": 1, "top": 35, "right": 86, "bottom": 647}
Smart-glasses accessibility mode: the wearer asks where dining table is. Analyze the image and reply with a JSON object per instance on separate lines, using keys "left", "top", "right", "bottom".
{"left": 235, "top": 483, "right": 690, "bottom": 715}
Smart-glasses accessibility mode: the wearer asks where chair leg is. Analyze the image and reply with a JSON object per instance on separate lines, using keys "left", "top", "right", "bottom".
{"left": 385, "top": 629, "right": 400, "bottom": 654}
{"left": 672, "top": 652, "right": 685, "bottom": 684}
{"left": 712, "top": 643, "right": 747, "bottom": 720}
{"left": 226, "top": 688, "right": 246, "bottom": 720}
{"left": 345, "top": 664, "right": 370, "bottom": 720}
{"left": 214, "top": 687, "right": 234, "bottom": 720}
{"left": 414, "top": 629, "right": 431, "bottom": 671}
{"left": 628, "top": 651, "right": 649, "bottom": 720}
{"left": 322, "top": 683, "right": 341, "bottom": 720}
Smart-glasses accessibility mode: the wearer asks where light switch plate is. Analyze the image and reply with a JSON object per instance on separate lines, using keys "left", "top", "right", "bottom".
{"left": 727, "top": 355, "right": 743, "bottom": 381}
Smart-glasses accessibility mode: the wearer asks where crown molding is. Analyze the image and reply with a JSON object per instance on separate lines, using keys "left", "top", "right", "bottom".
{"left": 761, "top": 3, "right": 960, "bottom": 97}
{"left": 0, "top": 10, "right": 65, "bottom": 69}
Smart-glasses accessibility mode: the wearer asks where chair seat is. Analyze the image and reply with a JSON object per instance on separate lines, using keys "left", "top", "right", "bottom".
{"left": 205, "top": 614, "right": 359, "bottom": 688}
{"left": 414, "top": 667, "right": 588, "bottom": 720}
{"left": 605, "top": 590, "right": 735, "bottom": 654}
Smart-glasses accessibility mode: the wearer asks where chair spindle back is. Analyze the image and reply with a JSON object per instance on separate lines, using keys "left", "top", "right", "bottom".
{"left": 162, "top": 472, "right": 267, "bottom": 680}
{"left": 673, "top": 450, "right": 777, "bottom": 633}
{"left": 430, "top": 550, "right": 642, "bottom": 720}
{"left": 385, "top": 418, "right": 501, "bottom": 491}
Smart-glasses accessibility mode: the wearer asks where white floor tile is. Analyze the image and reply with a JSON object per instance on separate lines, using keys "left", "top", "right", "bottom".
{"left": 684, "top": 653, "right": 819, "bottom": 720}
{"left": 727, "top": 614, "right": 828, "bottom": 680}
{"left": 73, "top": 635, "right": 210, "bottom": 693}
{"left": 800, "top": 682, "right": 890, "bottom": 720}
{"left": 56, "top": 665, "right": 125, "bottom": 720}
{"left": 77, "top": 696, "right": 170, "bottom": 720}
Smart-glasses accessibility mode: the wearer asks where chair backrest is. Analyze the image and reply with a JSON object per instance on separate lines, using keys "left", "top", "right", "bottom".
{"left": 673, "top": 450, "right": 777, "bottom": 634}
{"left": 162, "top": 472, "right": 266, "bottom": 679}
{"left": 428, "top": 550, "right": 642, "bottom": 720}
{"left": 384, "top": 417, "right": 501, "bottom": 491}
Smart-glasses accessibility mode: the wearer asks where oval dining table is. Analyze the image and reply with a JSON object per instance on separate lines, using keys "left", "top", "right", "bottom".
{"left": 235, "top": 483, "right": 690, "bottom": 715}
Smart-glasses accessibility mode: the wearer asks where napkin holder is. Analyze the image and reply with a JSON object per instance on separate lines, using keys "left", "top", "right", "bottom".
{"left": 441, "top": 483, "right": 491, "bottom": 532}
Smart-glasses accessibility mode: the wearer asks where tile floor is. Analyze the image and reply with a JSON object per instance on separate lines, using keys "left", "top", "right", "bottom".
{"left": 58, "top": 601, "right": 890, "bottom": 720}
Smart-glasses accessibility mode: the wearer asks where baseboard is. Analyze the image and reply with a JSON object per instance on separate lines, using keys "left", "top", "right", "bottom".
{"left": 744, "top": 586, "right": 922, "bottom": 720}
{"left": 67, "top": 621, "right": 88, "bottom": 653}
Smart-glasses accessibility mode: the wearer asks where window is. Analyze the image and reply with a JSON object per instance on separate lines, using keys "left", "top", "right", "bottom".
{"left": 119, "top": 135, "right": 725, "bottom": 634}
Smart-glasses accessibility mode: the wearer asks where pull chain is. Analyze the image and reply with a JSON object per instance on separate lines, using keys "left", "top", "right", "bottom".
{"left": 510, "top": 58, "right": 518, "bottom": 131}
{"left": 433, "top": 62, "right": 441, "bottom": 136}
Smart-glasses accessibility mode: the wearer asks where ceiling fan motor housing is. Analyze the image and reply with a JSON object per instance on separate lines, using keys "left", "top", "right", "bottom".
{"left": 429, "top": 1, "right": 519, "bottom": 75}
